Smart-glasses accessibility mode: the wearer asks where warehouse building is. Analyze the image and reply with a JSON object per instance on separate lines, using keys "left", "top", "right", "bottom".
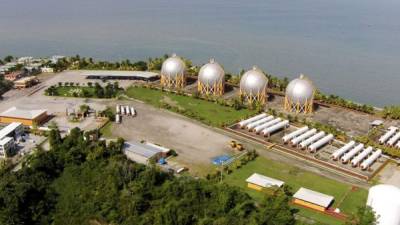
{"left": 14, "top": 76, "right": 39, "bottom": 89}
{"left": 0, "top": 107, "right": 48, "bottom": 126}
{"left": 293, "top": 187, "right": 334, "bottom": 212}
{"left": 123, "top": 141, "right": 169, "bottom": 165}
{"left": 83, "top": 70, "right": 159, "bottom": 81}
{"left": 0, "top": 122, "right": 24, "bottom": 140}
{"left": 246, "top": 173, "right": 285, "bottom": 191}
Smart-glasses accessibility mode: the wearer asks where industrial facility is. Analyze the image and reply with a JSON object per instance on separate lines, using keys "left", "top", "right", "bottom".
{"left": 0, "top": 107, "right": 48, "bottom": 126}
{"left": 246, "top": 173, "right": 284, "bottom": 191}
{"left": 197, "top": 58, "right": 225, "bottom": 96}
{"left": 160, "top": 54, "right": 186, "bottom": 89}
{"left": 239, "top": 66, "right": 268, "bottom": 105}
{"left": 367, "top": 185, "right": 400, "bottom": 225}
{"left": 284, "top": 74, "right": 315, "bottom": 114}
{"left": 0, "top": 122, "right": 24, "bottom": 158}
{"left": 123, "top": 141, "right": 170, "bottom": 165}
{"left": 379, "top": 126, "right": 400, "bottom": 149}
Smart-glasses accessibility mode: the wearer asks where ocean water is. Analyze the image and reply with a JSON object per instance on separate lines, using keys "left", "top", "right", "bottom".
{"left": 0, "top": 0, "right": 399, "bottom": 106}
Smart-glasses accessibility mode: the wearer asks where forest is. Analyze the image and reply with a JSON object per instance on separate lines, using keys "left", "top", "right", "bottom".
{"left": 0, "top": 128, "right": 299, "bottom": 225}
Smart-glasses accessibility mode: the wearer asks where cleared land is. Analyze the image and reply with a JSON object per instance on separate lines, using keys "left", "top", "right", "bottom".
{"left": 125, "top": 86, "right": 256, "bottom": 127}
{"left": 224, "top": 156, "right": 368, "bottom": 225}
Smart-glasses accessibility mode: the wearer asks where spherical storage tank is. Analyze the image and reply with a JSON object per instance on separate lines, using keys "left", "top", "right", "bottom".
{"left": 367, "top": 184, "right": 400, "bottom": 225}
{"left": 239, "top": 66, "right": 268, "bottom": 104}
{"left": 160, "top": 53, "right": 186, "bottom": 88}
{"left": 198, "top": 58, "right": 225, "bottom": 95}
{"left": 284, "top": 74, "right": 315, "bottom": 114}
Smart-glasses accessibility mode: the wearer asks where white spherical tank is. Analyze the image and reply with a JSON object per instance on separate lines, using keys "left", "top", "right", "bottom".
{"left": 367, "top": 184, "right": 400, "bottom": 225}
{"left": 285, "top": 74, "right": 315, "bottom": 105}
{"left": 161, "top": 53, "right": 186, "bottom": 79}
{"left": 198, "top": 58, "right": 225, "bottom": 86}
{"left": 240, "top": 66, "right": 268, "bottom": 95}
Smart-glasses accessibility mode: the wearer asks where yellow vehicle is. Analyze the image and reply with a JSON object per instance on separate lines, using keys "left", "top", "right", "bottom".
{"left": 230, "top": 140, "right": 237, "bottom": 148}
{"left": 236, "top": 143, "right": 244, "bottom": 151}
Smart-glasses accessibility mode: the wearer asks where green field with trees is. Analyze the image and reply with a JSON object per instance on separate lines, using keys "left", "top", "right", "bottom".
{"left": 125, "top": 86, "right": 256, "bottom": 127}
{"left": 45, "top": 82, "right": 121, "bottom": 98}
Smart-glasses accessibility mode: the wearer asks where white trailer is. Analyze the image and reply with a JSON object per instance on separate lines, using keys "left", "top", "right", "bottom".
{"left": 262, "top": 120, "right": 289, "bottom": 136}
{"left": 125, "top": 106, "right": 131, "bottom": 116}
{"left": 121, "top": 105, "right": 126, "bottom": 115}
{"left": 290, "top": 129, "right": 317, "bottom": 146}
{"left": 361, "top": 150, "right": 382, "bottom": 170}
{"left": 299, "top": 131, "right": 326, "bottom": 149}
{"left": 379, "top": 127, "right": 398, "bottom": 144}
{"left": 130, "top": 107, "right": 136, "bottom": 117}
{"left": 387, "top": 131, "right": 400, "bottom": 146}
{"left": 254, "top": 118, "right": 281, "bottom": 133}
{"left": 331, "top": 141, "right": 356, "bottom": 160}
{"left": 341, "top": 143, "right": 364, "bottom": 163}
{"left": 246, "top": 116, "right": 274, "bottom": 130}
{"left": 396, "top": 141, "right": 400, "bottom": 149}
{"left": 116, "top": 105, "right": 121, "bottom": 114}
{"left": 308, "top": 134, "right": 334, "bottom": 152}
{"left": 238, "top": 113, "right": 267, "bottom": 128}
{"left": 282, "top": 126, "right": 309, "bottom": 143}
{"left": 351, "top": 146, "right": 373, "bottom": 167}
{"left": 115, "top": 114, "right": 121, "bottom": 123}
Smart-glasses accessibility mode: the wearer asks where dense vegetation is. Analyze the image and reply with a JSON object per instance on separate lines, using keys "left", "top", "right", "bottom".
{"left": 382, "top": 105, "right": 400, "bottom": 120}
{"left": 0, "top": 128, "right": 300, "bottom": 225}
{"left": 315, "top": 93, "right": 375, "bottom": 114}
{"left": 0, "top": 76, "right": 13, "bottom": 98}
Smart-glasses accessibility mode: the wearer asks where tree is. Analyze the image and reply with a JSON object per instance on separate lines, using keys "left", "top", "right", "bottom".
{"left": 3, "top": 55, "right": 14, "bottom": 63}
{"left": 345, "top": 206, "right": 377, "bottom": 225}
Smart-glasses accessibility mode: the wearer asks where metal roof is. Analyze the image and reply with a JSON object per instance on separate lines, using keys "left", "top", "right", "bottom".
{"left": 0, "top": 122, "right": 22, "bottom": 140}
{"left": 0, "top": 107, "right": 47, "bottom": 119}
{"left": 0, "top": 137, "right": 13, "bottom": 145}
{"left": 82, "top": 70, "right": 159, "bottom": 79}
{"left": 293, "top": 187, "right": 334, "bottom": 208}
{"left": 246, "top": 173, "right": 285, "bottom": 188}
{"left": 123, "top": 141, "right": 163, "bottom": 159}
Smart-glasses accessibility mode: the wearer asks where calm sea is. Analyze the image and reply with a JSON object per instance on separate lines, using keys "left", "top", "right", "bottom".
{"left": 1, "top": 0, "right": 399, "bottom": 106}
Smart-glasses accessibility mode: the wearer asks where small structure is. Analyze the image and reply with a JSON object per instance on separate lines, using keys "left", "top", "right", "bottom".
{"left": 367, "top": 184, "right": 400, "bottom": 225}
{"left": 0, "top": 137, "right": 15, "bottom": 158}
{"left": 123, "top": 141, "right": 165, "bottom": 165}
{"left": 284, "top": 74, "right": 315, "bottom": 114}
{"left": 0, "top": 107, "right": 48, "bottom": 126}
{"left": 41, "top": 67, "right": 54, "bottom": 73}
{"left": 293, "top": 187, "right": 334, "bottom": 212}
{"left": 370, "top": 120, "right": 384, "bottom": 127}
{"left": 160, "top": 54, "right": 186, "bottom": 89}
{"left": 14, "top": 76, "right": 39, "bottom": 89}
{"left": 0, "top": 122, "right": 24, "bottom": 140}
{"left": 197, "top": 58, "right": 225, "bottom": 96}
{"left": 239, "top": 66, "right": 268, "bottom": 105}
{"left": 246, "top": 173, "right": 284, "bottom": 191}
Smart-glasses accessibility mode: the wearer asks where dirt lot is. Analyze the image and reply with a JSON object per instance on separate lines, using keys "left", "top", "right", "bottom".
{"left": 377, "top": 162, "right": 400, "bottom": 188}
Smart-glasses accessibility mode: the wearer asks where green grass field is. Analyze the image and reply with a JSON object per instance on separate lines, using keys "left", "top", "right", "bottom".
{"left": 125, "top": 86, "right": 256, "bottom": 127}
{"left": 224, "top": 156, "right": 368, "bottom": 225}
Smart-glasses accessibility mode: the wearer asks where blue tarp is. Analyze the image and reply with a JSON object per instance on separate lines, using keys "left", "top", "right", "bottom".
{"left": 212, "top": 155, "right": 232, "bottom": 165}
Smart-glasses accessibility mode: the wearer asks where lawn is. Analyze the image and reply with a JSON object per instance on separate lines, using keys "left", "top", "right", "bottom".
{"left": 224, "top": 156, "right": 368, "bottom": 225}
{"left": 99, "top": 121, "right": 113, "bottom": 138}
{"left": 125, "top": 86, "right": 256, "bottom": 127}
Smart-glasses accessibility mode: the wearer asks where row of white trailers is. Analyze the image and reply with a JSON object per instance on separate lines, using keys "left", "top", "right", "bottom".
{"left": 238, "top": 113, "right": 289, "bottom": 136}
{"left": 379, "top": 126, "right": 400, "bottom": 148}
{"left": 282, "top": 126, "right": 334, "bottom": 152}
{"left": 116, "top": 105, "right": 136, "bottom": 117}
{"left": 331, "top": 141, "right": 382, "bottom": 170}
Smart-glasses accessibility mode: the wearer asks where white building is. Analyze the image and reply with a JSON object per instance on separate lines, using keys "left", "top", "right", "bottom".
{"left": 0, "top": 137, "right": 15, "bottom": 158}
{"left": 367, "top": 184, "right": 400, "bottom": 225}
{"left": 41, "top": 67, "right": 54, "bottom": 73}
{"left": 0, "top": 122, "right": 24, "bottom": 140}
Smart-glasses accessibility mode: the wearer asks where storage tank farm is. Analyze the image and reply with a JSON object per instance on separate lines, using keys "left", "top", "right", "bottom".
{"left": 284, "top": 74, "right": 315, "bottom": 114}
{"left": 367, "top": 185, "right": 400, "bottom": 225}
{"left": 160, "top": 53, "right": 186, "bottom": 89}
{"left": 239, "top": 66, "right": 268, "bottom": 105}
{"left": 197, "top": 58, "right": 225, "bottom": 96}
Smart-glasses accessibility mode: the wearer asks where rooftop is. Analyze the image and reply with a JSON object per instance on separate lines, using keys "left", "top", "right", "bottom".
{"left": 246, "top": 173, "right": 285, "bottom": 188}
{"left": 0, "top": 122, "right": 22, "bottom": 140}
{"left": 293, "top": 187, "right": 334, "bottom": 208}
{"left": 123, "top": 141, "right": 163, "bottom": 159}
{"left": 0, "top": 137, "right": 13, "bottom": 145}
{"left": 82, "top": 70, "right": 159, "bottom": 79}
{"left": 0, "top": 107, "right": 47, "bottom": 119}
